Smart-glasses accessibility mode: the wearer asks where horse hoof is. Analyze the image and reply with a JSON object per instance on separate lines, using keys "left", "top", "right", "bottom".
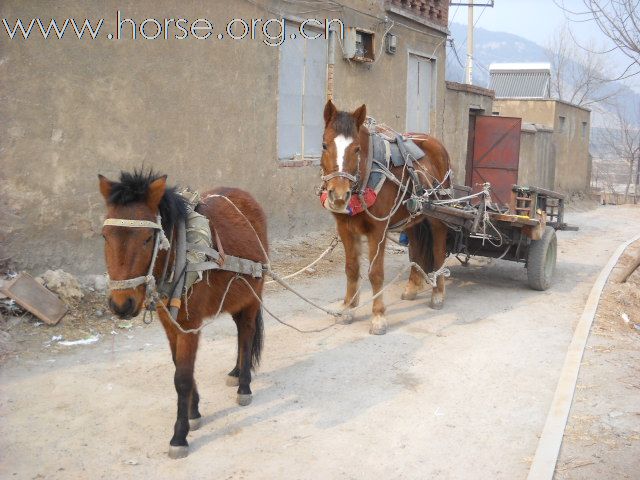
{"left": 369, "top": 315, "right": 388, "bottom": 335}
{"left": 237, "top": 393, "right": 253, "bottom": 406}
{"left": 401, "top": 290, "right": 417, "bottom": 301}
{"left": 337, "top": 312, "right": 354, "bottom": 325}
{"left": 168, "top": 445, "right": 189, "bottom": 459}
{"left": 189, "top": 417, "right": 202, "bottom": 431}
{"left": 226, "top": 375, "right": 239, "bottom": 387}
{"left": 430, "top": 298, "right": 444, "bottom": 310}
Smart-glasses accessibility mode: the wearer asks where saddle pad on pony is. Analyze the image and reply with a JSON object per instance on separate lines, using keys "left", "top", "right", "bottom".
{"left": 372, "top": 133, "right": 426, "bottom": 167}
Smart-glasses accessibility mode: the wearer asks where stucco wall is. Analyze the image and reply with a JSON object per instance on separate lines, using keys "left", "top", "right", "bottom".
{"left": 0, "top": 0, "right": 447, "bottom": 274}
{"left": 442, "top": 82, "right": 494, "bottom": 184}
{"left": 552, "top": 101, "right": 591, "bottom": 193}
{"left": 492, "top": 99, "right": 555, "bottom": 126}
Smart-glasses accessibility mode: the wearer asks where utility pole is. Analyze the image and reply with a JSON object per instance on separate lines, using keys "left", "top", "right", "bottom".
{"left": 466, "top": 3, "right": 473, "bottom": 84}
{"left": 450, "top": 1, "right": 495, "bottom": 85}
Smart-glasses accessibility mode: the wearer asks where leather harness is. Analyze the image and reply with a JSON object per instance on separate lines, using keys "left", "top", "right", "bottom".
{"left": 320, "top": 127, "right": 452, "bottom": 230}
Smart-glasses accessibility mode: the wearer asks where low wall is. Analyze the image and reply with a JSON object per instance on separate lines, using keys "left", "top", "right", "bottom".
{"left": 518, "top": 123, "right": 555, "bottom": 190}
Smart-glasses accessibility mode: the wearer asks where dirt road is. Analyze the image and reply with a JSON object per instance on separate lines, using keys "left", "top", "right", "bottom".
{"left": 2, "top": 205, "right": 639, "bottom": 479}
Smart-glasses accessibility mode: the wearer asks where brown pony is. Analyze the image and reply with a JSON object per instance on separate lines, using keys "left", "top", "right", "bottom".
{"left": 99, "top": 170, "right": 267, "bottom": 459}
{"left": 321, "top": 100, "right": 451, "bottom": 335}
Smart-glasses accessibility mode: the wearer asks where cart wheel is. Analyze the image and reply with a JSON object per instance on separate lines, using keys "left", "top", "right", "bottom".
{"left": 527, "top": 226, "right": 557, "bottom": 291}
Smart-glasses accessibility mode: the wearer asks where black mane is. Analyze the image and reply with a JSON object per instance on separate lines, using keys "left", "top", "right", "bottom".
{"left": 108, "top": 169, "right": 188, "bottom": 233}
{"left": 332, "top": 111, "right": 358, "bottom": 137}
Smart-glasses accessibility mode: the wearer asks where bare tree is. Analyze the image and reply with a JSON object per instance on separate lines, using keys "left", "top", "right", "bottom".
{"left": 597, "top": 105, "right": 640, "bottom": 202}
{"left": 591, "top": 157, "right": 621, "bottom": 203}
{"left": 556, "top": 0, "right": 640, "bottom": 78}
{"left": 546, "top": 24, "right": 620, "bottom": 107}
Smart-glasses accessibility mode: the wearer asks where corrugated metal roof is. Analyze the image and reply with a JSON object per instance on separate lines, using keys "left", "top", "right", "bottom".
{"left": 489, "top": 64, "right": 551, "bottom": 99}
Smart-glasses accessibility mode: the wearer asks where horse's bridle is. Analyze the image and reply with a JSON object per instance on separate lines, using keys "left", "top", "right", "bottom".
{"left": 320, "top": 151, "right": 362, "bottom": 193}
{"left": 102, "top": 215, "right": 169, "bottom": 297}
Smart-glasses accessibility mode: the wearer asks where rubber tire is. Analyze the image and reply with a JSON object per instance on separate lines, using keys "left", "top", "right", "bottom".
{"left": 527, "top": 226, "right": 557, "bottom": 291}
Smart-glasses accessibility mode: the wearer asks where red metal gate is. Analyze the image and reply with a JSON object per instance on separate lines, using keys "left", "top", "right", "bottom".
{"left": 467, "top": 116, "right": 522, "bottom": 206}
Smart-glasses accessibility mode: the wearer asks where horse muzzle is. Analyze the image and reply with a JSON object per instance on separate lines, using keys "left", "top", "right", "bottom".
{"left": 109, "top": 295, "right": 141, "bottom": 319}
{"left": 327, "top": 188, "right": 352, "bottom": 210}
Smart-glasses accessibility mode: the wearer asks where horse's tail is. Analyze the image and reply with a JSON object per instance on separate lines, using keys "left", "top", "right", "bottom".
{"left": 411, "top": 218, "right": 435, "bottom": 273}
{"left": 251, "top": 308, "right": 264, "bottom": 370}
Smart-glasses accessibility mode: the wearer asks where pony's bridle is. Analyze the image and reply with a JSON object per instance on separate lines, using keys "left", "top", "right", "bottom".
{"left": 103, "top": 215, "right": 170, "bottom": 302}
{"left": 320, "top": 150, "right": 362, "bottom": 193}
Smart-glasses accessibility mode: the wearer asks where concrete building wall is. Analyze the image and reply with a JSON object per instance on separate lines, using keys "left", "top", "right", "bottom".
{"left": 492, "top": 99, "right": 555, "bottom": 125}
{"left": 552, "top": 101, "right": 591, "bottom": 192}
{"left": 0, "top": 0, "right": 447, "bottom": 274}
{"left": 442, "top": 82, "right": 494, "bottom": 184}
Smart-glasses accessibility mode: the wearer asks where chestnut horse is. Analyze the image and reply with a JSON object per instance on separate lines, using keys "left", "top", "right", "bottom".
{"left": 99, "top": 170, "right": 267, "bottom": 458}
{"left": 320, "top": 100, "right": 451, "bottom": 335}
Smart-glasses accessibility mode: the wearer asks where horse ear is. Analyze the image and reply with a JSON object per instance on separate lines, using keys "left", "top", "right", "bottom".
{"left": 147, "top": 175, "right": 167, "bottom": 210}
{"left": 98, "top": 174, "right": 114, "bottom": 202}
{"left": 324, "top": 99, "right": 337, "bottom": 127}
{"left": 352, "top": 104, "right": 367, "bottom": 129}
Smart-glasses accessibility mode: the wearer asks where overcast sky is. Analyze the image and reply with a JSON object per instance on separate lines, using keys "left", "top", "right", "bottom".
{"left": 449, "top": 0, "right": 638, "bottom": 89}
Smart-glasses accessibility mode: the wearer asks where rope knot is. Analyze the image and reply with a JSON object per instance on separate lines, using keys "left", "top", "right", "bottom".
{"left": 427, "top": 266, "right": 451, "bottom": 287}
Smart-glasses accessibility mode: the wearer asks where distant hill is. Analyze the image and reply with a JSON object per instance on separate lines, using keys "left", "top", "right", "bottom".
{"left": 446, "top": 23, "right": 547, "bottom": 86}
{"left": 446, "top": 22, "right": 640, "bottom": 126}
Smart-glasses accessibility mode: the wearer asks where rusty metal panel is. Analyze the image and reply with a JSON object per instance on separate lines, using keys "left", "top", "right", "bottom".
{"left": 470, "top": 116, "right": 522, "bottom": 206}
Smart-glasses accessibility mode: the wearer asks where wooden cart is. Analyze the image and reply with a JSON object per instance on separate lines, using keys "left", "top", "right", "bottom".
{"left": 420, "top": 183, "right": 577, "bottom": 291}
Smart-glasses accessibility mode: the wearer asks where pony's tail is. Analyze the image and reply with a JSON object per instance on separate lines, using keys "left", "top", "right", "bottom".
{"left": 411, "top": 219, "right": 435, "bottom": 273}
{"left": 251, "top": 308, "right": 264, "bottom": 370}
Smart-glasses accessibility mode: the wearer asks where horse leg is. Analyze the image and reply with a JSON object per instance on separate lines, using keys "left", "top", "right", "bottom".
{"left": 158, "top": 314, "right": 203, "bottom": 430}
{"left": 367, "top": 227, "right": 388, "bottom": 335}
{"left": 235, "top": 304, "right": 262, "bottom": 406}
{"left": 168, "top": 330, "right": 200, "bottom": 459}
{"left": 189, "top": 380, "right": 202, "bottom": 431}
{"left": 225, "top": 313, "right": 242, "bottom": 387}
{"left": 337, "top": 221, "right": 361, "bottom": 313}
{"left": 401, "top": 226, "right": 425, "bottom": 301}
{"left": 430, "top": 220, "right": 448, "bottom": 310}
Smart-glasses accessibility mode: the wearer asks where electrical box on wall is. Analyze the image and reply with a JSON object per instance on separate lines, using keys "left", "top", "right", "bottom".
{"left": 385, "top": 33, "right": 397, "bottom": 54}
{"left": 343, "top": 27, "right": 375, "bottom": 62}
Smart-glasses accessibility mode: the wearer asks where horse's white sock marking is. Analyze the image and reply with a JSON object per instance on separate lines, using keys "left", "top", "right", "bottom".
{"left": 334, "top": 134, "right": 353, "bottom": 172}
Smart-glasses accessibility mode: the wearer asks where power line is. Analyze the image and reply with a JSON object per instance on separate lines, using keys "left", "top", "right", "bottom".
{"left": 457, "top": 3, "right": 489, "bottom": 50}
{"left": 448, "top": 5, "right": 460, "bottom": 27}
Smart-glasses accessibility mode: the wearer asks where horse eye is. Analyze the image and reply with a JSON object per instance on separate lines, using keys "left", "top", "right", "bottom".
{"left": 354, "top": 145, "right": 361, "bottom": 153}
{"left": 322, "top": 142, "right": 328, "bottom": 150}
{"left": 144, "top": 235, "right": 153, "bottom": 245}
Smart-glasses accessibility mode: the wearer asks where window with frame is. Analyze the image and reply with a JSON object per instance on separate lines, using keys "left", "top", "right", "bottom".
{"left": 277, "top": 25, "right": 327, "bottom": 162}
{"left": 558, "top": 115, "right": 566, "bottom": 133}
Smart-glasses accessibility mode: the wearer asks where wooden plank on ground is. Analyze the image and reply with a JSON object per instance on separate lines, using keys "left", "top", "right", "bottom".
{"left": 0, "top": 272, "right": 68, "bottom": 325}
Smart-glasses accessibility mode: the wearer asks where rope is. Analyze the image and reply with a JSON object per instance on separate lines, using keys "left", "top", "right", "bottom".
{"left": 155, "top": 268, "right": 343, "bottom": 336}
{"left": 264, "top": 235, "right": 340, "bottom": 285}
{"left": 141, "top": 159, "right": 454, "bottom": 335}
{"left": 143, "top": 194, "right": 350, "bottom": 335}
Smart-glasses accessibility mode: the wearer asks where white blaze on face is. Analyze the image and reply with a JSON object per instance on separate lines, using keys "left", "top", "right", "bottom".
{"left": 334, "top": 134, "right": 353, "bottom": 172}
